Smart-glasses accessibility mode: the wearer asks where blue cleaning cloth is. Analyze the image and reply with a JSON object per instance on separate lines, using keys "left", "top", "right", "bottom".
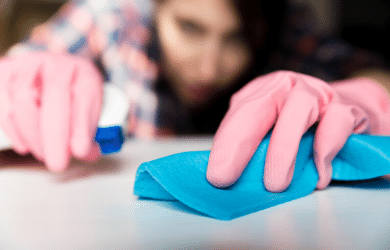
{"left": 133, "top": 132, "right": 390, "bottom": 220}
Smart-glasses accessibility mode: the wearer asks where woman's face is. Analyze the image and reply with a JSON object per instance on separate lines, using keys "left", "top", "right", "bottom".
{"left": 154, "top": 0, "right": 252, "bottom": 109}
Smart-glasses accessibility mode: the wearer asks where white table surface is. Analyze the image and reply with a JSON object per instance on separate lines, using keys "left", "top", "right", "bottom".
{"left": 1, "top": 137, "right": 390, "bottom": 250}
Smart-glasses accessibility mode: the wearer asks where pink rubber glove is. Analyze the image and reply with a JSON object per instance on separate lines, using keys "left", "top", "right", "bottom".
{"left": 206, "top": 71, "right": 390, "bottom": 192}
{"left": 0, "top": 53, "right": 103, "bottom": 172}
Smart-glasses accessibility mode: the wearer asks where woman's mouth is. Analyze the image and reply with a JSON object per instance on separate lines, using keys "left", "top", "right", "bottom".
{"left": 183, "top": 84, "right": 215, "bottom": 102}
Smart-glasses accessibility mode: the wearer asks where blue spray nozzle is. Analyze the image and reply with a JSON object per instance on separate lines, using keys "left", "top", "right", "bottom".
{"left": 95, "top": 126, "right": 125, "bottom": 154}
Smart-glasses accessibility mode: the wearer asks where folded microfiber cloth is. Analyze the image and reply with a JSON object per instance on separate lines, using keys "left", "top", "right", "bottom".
{"left": 133, "top": 132, "right": 390, "bottom": 220}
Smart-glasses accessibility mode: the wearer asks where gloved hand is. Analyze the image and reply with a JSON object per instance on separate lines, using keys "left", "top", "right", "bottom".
{"left": 206, "top": 71, "right": 390, "bottom": 192}
{"left": 0, "top": 53, "right": 103, "bottom": 172}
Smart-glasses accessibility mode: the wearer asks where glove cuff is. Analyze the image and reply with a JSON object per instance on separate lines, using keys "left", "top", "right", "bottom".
{"left": 331, "top": 78, "right": 390, "bottom": 135}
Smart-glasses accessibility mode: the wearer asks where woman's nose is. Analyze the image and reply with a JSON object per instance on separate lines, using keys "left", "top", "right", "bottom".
{"left": 198, "top": 43, "right": 220, "bottom": 83}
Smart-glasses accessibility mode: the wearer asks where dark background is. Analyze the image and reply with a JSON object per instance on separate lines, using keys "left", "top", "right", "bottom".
{"left": 340, "top": 0, "right": 390, "bottom": 60}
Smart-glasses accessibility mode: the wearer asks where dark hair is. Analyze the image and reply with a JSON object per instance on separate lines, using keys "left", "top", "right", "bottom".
{"left": 232, "top": 0, "right": 287, "bottom": 77}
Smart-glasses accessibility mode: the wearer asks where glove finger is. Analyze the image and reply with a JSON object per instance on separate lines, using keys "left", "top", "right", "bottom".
{"left": 81, "top": 142, "right": 101, "bottom": 163}
{"left": 264, "top": 82, "right": 326, "bottom": 192}
{"left": 40, "top": 55, "right": 74, "bottom": 172}
{"left": 206, "top": 71, "right": 309, "bottom": 188}
{"left": 0, "top": 59, "right": 29, "bottom": 154}
{"left": 314, "top": 103, "right": 369, "bottom": 189}
{"left": 206, "top": 96, "right": 278, "bottom": 188}
{"left": 69, "top": 58, "right": 103, "bottom": 160}
{"left": 9, "top": 57, "right": 44, "bottom": 159}
{"left": 227, "top": 71, "right": 294, "bottom": 104}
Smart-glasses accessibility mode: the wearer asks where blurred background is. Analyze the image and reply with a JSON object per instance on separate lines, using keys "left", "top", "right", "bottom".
{"left": 0, "top": 0, "right": 389, "bottom": 58}
{"left": 0, "top": 0, "right": 65, "bottom": 54}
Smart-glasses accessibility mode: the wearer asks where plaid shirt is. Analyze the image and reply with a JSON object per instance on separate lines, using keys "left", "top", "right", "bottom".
{"left": 6, "top": 0, "right": 386, "bottom": 137}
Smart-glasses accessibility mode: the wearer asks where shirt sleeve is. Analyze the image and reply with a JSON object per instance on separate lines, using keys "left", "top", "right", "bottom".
{"left": 6, "top": 0, "right": 160, "bottom": 139}
{"left": 96, "top": 0, "right": 159, "bottom": 138}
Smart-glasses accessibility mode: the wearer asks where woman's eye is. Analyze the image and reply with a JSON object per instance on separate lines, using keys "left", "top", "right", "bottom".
{"left": 179, "top": 20, "right": 204, "bottom": 36}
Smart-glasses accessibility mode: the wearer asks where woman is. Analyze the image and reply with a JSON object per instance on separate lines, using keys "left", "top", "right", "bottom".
{"left": 1, "top": 0, "right": 390, "bottom": 192}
